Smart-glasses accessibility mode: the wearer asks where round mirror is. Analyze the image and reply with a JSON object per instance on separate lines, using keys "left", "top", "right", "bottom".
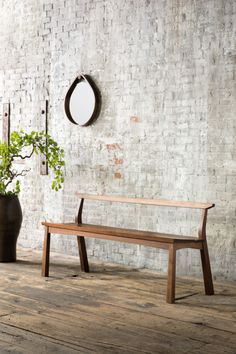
{"left": 64, "top": 75, "right": 101, "bottom": 126}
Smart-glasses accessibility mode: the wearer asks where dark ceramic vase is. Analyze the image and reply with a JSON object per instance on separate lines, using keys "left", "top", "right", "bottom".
{"left": 0, "top": 195, "right": 22, "bottom": 262}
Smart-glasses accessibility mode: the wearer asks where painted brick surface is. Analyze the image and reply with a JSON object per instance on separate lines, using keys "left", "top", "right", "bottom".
{"left": 0, "top": 0, "right": 235, "bottom": 280}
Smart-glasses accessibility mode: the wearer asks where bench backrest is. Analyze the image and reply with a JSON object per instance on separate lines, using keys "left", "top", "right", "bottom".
{"left": 76, "top": 193, "right": 215, "bottom": 240}
{"left": 77, "top": 193, "right": 214, "bottom": 210}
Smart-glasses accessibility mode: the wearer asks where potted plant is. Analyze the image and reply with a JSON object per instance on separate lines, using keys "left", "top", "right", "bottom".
{"left": 0, "top": 130, "right": 65, "bottom": 262}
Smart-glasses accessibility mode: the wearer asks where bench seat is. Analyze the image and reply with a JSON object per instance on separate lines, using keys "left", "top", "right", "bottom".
{"left": 42, "top": 222, "right": 202, "bottom": 249}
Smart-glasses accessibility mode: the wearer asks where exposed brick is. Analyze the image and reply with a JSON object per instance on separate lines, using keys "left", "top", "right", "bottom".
{"left": 114, "top": 172, "right": 122, "bottom": 179}
{"left": 114, "top": 158, "right": 123, "bottom": 165}
{"left": 130, "top": 116, "right": 141, "bottom": 123}
{"left": 106, "top": 144, "right": 121, "bottom": 151}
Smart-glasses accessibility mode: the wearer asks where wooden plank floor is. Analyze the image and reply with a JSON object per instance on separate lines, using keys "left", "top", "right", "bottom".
{"left": 0, "top": 249, "right": 235, "bottom": 354}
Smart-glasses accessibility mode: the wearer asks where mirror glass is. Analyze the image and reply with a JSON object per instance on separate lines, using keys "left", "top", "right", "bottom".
{"left": 64, "top": 75, "right": 100, "bottom": 126}
{"left": 69, "top": 81, "right": 95, "bottom": 126}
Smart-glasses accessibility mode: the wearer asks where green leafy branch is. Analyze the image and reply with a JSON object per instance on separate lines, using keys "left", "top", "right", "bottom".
{"left": 0, "top": 130, "right": 65, "bottom": 195}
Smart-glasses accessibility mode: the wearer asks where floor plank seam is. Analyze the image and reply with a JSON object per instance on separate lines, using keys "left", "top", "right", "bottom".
{"left": 0, "top": 321, "right": 92, "bottom": 352}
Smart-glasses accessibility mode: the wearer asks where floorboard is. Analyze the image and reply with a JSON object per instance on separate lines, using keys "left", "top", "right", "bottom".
{"left": 0, "top": 248, "right": 235, "bottom": 354}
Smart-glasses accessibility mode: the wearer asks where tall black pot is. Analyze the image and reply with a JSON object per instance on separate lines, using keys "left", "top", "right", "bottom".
{"left": 0, "top": 195, "right": 22, "bottom": 262}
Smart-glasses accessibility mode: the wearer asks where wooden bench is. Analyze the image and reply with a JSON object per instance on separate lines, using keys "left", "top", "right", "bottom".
{"left": 41, "top": 193, "right": 215, "bottom": 304}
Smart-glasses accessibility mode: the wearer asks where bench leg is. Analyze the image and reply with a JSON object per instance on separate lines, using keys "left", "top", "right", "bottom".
{"left": 77, "top": 236, "right": 89, "bottom": 272}
{"left": 167, "top": 244, "right": 176, "bottom": 304}
{"left": 42, "top": 227, "right": 51, "bottom": 277}
{"left": 200, "top": 241, "right": 214, "bottom": 295}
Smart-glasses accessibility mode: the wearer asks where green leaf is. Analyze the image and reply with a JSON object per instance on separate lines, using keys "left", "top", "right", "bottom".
{"left": 0, "top": 129, "right": 65, "bottom": 195}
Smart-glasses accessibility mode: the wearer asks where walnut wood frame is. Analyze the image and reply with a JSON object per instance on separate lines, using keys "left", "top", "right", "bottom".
{"left": 41, "top": 194, "right": 215, "bottom": 304}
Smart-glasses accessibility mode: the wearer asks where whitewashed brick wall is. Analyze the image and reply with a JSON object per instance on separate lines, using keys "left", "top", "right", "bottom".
{"left": 0, "top": 0, "right": 235, "bottom": 280}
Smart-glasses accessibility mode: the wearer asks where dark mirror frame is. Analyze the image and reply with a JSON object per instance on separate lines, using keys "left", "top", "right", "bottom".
{"left": 64, "top": 74, "right": 101, "bottom": 126}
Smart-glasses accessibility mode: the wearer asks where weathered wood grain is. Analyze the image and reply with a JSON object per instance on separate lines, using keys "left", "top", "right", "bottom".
{"left": 0, "top": 249, "right": 235, "bottom": 354}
